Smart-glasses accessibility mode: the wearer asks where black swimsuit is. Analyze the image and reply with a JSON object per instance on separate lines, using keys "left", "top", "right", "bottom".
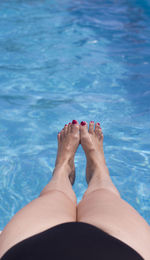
{"left": 1, "top": 222, "right": 144, "bottom": 260}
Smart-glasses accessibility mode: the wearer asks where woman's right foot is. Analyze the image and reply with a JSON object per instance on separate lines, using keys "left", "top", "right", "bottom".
{"left": 80, "top": 121, "right": 109, "bottom": 184}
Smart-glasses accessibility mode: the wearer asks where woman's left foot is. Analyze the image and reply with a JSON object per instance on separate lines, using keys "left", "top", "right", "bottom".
{"left": 54, "top": 120, "right": 80, "bottom": 185}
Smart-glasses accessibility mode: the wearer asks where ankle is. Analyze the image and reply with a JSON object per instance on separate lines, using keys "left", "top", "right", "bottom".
{"left": 87, "top": 165, "right": 110, "bottom": 184}
{"left": 87, "top": 153, "right": 106, "bottom": 168}
{"left": 86, "top": 158, "right": 109, "bottom": 180}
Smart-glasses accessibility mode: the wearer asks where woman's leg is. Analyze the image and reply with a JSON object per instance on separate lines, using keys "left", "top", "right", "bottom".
{"left": 77, "top": 121, "right": 150, "bottom": 260}
{"left": 0, "top": 121, "right": 80, "bottom": 258}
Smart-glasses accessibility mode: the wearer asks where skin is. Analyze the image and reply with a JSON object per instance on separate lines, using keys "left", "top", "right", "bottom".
{"left": 55, "top": 120, "right": 107, "bottom": 186}
{"left": 0, "top": 120, "right": 150, "bottom": 260}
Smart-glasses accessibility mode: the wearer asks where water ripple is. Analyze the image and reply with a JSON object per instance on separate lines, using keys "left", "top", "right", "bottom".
{"left": 0, "top": 0, "right": 150, "bottom": 229}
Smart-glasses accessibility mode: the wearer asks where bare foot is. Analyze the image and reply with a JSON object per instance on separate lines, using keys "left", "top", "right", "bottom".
{"left": 54, "top": 120, "right": 80, "bottom": 185}
{"left": 80, "top": 121, "right": 109, "bottom": 184}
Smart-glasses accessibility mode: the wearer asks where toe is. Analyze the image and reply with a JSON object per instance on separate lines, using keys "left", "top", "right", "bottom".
{"left": 95, "top": 122, "right": 101, "bottom": 135}
{"left": 95, "top": 123, "right": 103, "bottom": 140}
{"left": 71, "top": 120, "right": 80, "bottom": 134}
{"left": 60, "top": 129, "right": 64, "bottom": 141}
{"left": 99, "top": 127, "right": 103, "bottom": 140}
{"left": 64, "top": 124, "right": 68, "bottom": 135}
{"left": 68, "top": 122, "right": 72, "bottom": 133}
{"left": 57, "top": 132, "right": 61, "bottom": 143}
{"left": 89, "top": 121, "right": 94, "bottom": 134}
{"left": 80, "top": 121, "right": 88, "bottom": 136}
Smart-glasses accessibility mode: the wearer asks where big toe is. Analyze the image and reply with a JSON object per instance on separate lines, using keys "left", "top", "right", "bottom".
{"left": 80, "top": 121, "right": 88, "bottom": 137}
{"left": 71, "top": 120, "right": 80, "bottom": 135}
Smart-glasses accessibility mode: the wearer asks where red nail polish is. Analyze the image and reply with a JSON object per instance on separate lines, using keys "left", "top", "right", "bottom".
{"left": 72, "top": 120, "right": 78, "bottom": 124}
{"left": 90, "top": 121, "right": 94, "bottom": 123}
{"left": 97, "top": 123, "right": 100, "bottom": 126}
{"left": 69, "top": 122, "right": 71, "bottom": 125}
{"left": 81, "top": 121, "right": 86, "bottom": 126}
{"left": 65, "top": 124, "right": 68, "bottom": 126}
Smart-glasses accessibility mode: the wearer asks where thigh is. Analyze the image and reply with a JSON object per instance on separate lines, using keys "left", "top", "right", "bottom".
{"left": 77, "top": 189, "right": 150, "bottom": 260}
{"left": 0, "top": 190, "right": 76, "bottom": 259}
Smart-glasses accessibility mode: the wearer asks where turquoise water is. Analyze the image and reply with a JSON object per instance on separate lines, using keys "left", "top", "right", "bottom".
{"left": 0, "top": 0, "right": 150, "bottom": 230}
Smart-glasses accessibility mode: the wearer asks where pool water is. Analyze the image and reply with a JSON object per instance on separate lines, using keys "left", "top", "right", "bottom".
{"left": 0, "top": 0, "right": 150, "bottom": 230}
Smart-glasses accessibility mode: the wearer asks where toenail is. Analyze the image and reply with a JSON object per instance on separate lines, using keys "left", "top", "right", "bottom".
{"left": 97, "top": 122, "right": 100, "bottom": 126}
{"left": 81, "top": 121, "right": 86, "bottom": 126}
{"left": 90, "top": 121, "right": 94, "bottom": 123}
{"left": 72, "top": 120, "right": 78, "bottom": 124}
{"left": 65, "top": 124, "right": 68, "bottom": 126}
{"left": 69, "top": 122, "right": 71, "bottom": 125}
